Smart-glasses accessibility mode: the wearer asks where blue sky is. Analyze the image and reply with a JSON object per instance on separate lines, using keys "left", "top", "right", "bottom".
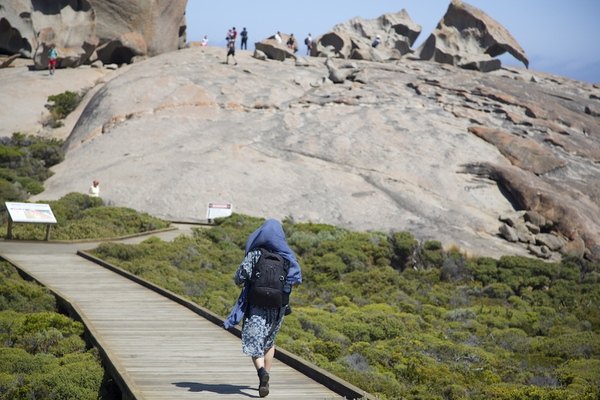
{"left": 185, "top": 1, "right": 600, "bottom": 84}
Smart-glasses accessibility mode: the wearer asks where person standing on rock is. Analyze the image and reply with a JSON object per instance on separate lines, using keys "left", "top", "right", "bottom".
{"left": 88, "top": 180, "right": 100, "bottom": 197}
{"left": 286, "top": 34, "right": 298, "bottom": 53}
{"left": 47, "top": 44, "right": 58, "bottom": 75}
{"left": 225, "top": 35, "right": 237, "bottom": 65}
{"left": 240, "top": 27, "right": 248, "bottom": 50}
{"left": 304, "top": 33, "right": 312, "bottom": 55}
{"left": 231, "top": 27, "right": 238, "bottom": 46}
{"left": 224, "top": 219, "right": 302, "bottom": 398}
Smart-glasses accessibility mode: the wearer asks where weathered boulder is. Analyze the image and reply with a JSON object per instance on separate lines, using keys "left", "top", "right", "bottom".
{"left": 524, "top": 210, "right": 547, "bottom": 229}
{"left": 254, "top": 34, "right": 297, "bottom": 61}
{"left": 313, "top": 32, "right": 353, "bottom": 59}
{"left": 417, "top": 0, "right": 529, "bottom": 72}
{"left": 499, "top": 224, "right": 518, "bottom": 242}
{"left": 466, "top": 162, "right": 600, "bottom": 261}
{"left": 325, "top": 58, "right": 353, "bottom": 83}
{"left": 252, "top": 49, "right": 267, "bottom": 61}
{"left": 536, "top": 233, "right": 567, "bottom": 251}
{"left": 0, "top": 0, "right": 36, "bottom": 57}
{"left": 87, "top": 0, "right": 187, "bottom": 57}
{"left": 312, "top": 9, "right": 421, "bottom": 61}
{"left": 94, "top": 32, "right": 148, "bottom": 65}
{"left": 0, "top": 0, "right": 97, "bottom": 69}
{"left": 0, "top": 53, "right": 19, "bottom": 68}
{"left": 513, "top": 221, "right": 536, "bottom": 244}
{"left": 528, "top": 244, "right": 551, "bottom": 259}
{"left": 0, "top": 0, "right": 186, "bottom": 67}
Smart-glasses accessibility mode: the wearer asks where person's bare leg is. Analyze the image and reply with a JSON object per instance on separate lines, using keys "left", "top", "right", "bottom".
{"left": 264, "top": 346, "right": 275, "bottom": 372}
{"left": 252, "top": 356, "right": 265, "bottom": 371}
{"left": 253, "top": 354, "right": 270, "bottom": 397}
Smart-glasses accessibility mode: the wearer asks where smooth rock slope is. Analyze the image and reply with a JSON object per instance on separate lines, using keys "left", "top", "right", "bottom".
{"left": 27, "top": 46, "right": 599, "bottom": 260}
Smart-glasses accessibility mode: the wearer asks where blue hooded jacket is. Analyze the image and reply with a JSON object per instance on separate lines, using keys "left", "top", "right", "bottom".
{"left": 223, "top": 219, "right": 301, "bottom": 329}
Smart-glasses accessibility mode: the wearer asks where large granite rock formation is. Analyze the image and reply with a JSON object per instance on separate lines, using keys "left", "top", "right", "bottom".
{"left": 21, "top": 45, "right": 598, "bottom": 262}
{"left": 417, "top": 0, "right": 529, "bottom": 72}
{"left": 2, "top": 3, "right": 598, "bottom": 262}
{"left": 311, "top": 9, "right": 421, "bottom": 61}
{"left": 0, "top": 0, "right": 186, "bottom": 68}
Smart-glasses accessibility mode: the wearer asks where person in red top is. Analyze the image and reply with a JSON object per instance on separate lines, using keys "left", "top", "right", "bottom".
{"left": 47, "top": 44, "right": 58, "bottom": 75}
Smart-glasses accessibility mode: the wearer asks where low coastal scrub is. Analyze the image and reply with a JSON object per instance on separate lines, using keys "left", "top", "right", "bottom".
{"left": 0, "top": 261, "right": 115, "bottom": 399}
{"left": 0, "top": 132, "right": 64, "bottom": 204}
{"left": 5, "top": 192, "right": 170, "bottom": 241}
{"left": 45, "top": 90, "right": 83, "bottom": 128}
{"left": 91, "top": 214, "right": 600, "bottom": 400}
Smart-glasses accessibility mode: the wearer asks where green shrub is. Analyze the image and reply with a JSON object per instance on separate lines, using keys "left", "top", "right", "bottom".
{"left": 47, "top": 91, "right": 81, "bottom": 122}
{"left": 419, "top": 240, "right": 445, "bottom": 268}
{"left": 0, "top": 262, "right": 110, "bottom": 399}
{"left": 0, "top": 144, "right": 23, "bottom": 162}
{"left": 0, "top": 178, "right": 25, "bottom": 202}
{"left": 468, "top": 257, "right": 498, "bottom": 285}
{"left": 0, "top": 133, "right": 64, "bottom": 207}
{"left": 483, "top": 282, "right": 514, "bottom": 299}
{"left": 390, "top": 231, "right": 418, "bottom": 270}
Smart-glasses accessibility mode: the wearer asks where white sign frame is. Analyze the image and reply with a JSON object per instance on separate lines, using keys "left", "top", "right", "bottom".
{"left": 5, "top": 202, "right": 57, "bottom": 224}
{"left": 5, "top": 202, "right": 57, "bottom": 240}
{"left": 206, "top": 202, "right": 233, "bottom": 220}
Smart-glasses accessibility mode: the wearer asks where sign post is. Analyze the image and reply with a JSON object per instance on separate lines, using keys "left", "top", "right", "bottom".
{"left": 5, "top": 202, "right": 58, "bottom": 240}
{"left": 206, "top": 202, "right": 233, "bottom": 223}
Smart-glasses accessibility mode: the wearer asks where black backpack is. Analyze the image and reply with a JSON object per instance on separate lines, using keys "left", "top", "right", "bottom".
{"left": 248, "top": 248, "right": 289, "bottom": 308}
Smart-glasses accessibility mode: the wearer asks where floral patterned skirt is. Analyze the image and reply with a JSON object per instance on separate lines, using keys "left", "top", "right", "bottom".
{"left": 241, "top": 305, "right": 286, "bottom": 358}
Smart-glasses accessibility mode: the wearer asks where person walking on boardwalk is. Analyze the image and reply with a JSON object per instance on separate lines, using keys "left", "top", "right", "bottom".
{"left": 224, "top": 219, "right": 302, "bottom": 397}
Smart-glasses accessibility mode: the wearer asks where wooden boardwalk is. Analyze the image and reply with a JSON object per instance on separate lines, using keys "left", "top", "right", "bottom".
{"left": 0, "top": 232, "right": 366, "bottom": 400}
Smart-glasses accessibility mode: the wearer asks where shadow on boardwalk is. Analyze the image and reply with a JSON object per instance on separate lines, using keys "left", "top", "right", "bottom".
{"left": 174, "top": 382, "right": 258, "bottom": 397}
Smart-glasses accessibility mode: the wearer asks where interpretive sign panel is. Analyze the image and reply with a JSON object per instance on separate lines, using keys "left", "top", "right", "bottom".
{"left": 5, "top": 202, "right": 57, "bottom": 224}
{"left": 206, "top": 202, "right": 233, "bottom": 220}
{"left": 5, "top": 202, "right": 57, "bottom": 240}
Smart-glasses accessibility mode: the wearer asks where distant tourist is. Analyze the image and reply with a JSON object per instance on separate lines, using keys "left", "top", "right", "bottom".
{"left": 304, "top": 33, "right": 312, "bottom": 55}
{"left": 225, "top": 36, "right": 237, "bottom": 65}
{"left": 240, "top": 27, "right": 248, "bottom": 50}
{"left": 47, "top": 44, "right": 58, "bottom": 75}
{"left": 372, "top": 34, "right": 382, "bottom": 48}
{"left": 274, "top": 31, "right": 282, "bottom": 45}
{"left": 286, "top": 33, "right": 297, "bottom": 53}
{"left": 201, "top": 35, "right": 208, "bottom": 47}
{"left": 88, "top": 180, "right": 100, "bottom": 197}
{"left": 232, "top": 27, "right": 238, "bottom": 44}
{"left": 224, "top": 219, "right": 302, "bottom": 398}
